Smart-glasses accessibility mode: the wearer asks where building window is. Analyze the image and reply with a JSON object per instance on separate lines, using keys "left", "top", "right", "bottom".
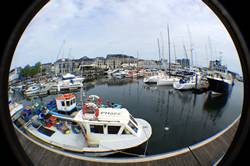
{"left": 108, "top": 126, "right": 121, "bottom": 134}
{"left": 90, "top": 125, "right": 104, "bottom": 134}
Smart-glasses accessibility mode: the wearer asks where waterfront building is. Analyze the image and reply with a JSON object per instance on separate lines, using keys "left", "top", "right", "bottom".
{"left": 209, "top": 59, "right": 227, "bottom": 72}
{"left": 54, "top": 58, "right": 73, "bottom": 75}
{"left": 94, "top": 57, "right": 107, "bottom": 69}
{"left": 9, "top": 67, "right": 21, "bottom": 83}
{"left": 138, "top": 59, "right": 160, "bottom": 69}
{"left": 41, "top": 63, "right": 53, "bottom": 75}
{"left": 176, "top": 58, "right": 190, "bottom": 69}
{"left": 106, "top": 54, "right": 136, "bottom": 69}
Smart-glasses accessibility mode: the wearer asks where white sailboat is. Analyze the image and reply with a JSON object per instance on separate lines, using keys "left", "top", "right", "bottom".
{"left": 157, "top": 25, "right": 180, "bottom": 86}
{"left": 173, "top": 72, "right": 201, "bottom": 90}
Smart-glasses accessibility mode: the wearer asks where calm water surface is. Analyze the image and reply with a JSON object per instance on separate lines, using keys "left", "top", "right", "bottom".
{"left": 18, "top": 77, "right": 243, "bottom": 155}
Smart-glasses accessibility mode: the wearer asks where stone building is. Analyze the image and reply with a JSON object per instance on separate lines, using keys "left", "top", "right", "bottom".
{"left": 54, "top": 58, "right": 73, "bottom": 75}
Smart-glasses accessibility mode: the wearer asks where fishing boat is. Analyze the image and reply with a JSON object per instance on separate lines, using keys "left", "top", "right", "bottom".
{"left": 15, "top": 94, "right": 152, "bottom": 156}
{"left": 57, "top": 73, "right": 85, "bottom": 91}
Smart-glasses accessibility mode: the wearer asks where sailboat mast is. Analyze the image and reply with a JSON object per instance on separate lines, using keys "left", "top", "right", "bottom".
{"left": 187, "top": 26, "right": 193, "bottom": 67}
{"left": 183, "top": 44, "right": 189, "bottom": 70}
{"left": 157, "top": 38, "right": 162, "bottom": 70}
{"left": 167, "top": 24, "right": 171, "bottom": 77}
{"left": 173, "top": 43, "right": 177, "bottom": 63}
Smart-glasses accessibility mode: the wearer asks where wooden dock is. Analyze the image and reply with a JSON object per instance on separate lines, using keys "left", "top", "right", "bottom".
{"left": 15, "top": 117, "right": 240, "bottom": 166}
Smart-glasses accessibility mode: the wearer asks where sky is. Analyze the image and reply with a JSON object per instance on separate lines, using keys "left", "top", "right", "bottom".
{"left": 11, "top": 0, "right": 242, "bottom": 74}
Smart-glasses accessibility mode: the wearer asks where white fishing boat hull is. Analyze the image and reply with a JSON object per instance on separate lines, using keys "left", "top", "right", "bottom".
{"left": 22, "top": 118, "right": 152, "bottom": 156}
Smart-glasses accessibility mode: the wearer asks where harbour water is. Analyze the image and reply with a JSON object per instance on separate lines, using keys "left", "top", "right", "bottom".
{"left": 14, "top": 77, "right": 243, "bottom": 156}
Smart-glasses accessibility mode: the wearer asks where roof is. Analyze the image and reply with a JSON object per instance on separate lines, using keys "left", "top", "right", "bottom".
{"left": 97, "top": 108, "right": 130, "bottom": 122}
{"left": 74, "top": 108, "right": 130, "bottom": 124}
{"left": 56, "top": 93, "right": 75, "bottom": 100}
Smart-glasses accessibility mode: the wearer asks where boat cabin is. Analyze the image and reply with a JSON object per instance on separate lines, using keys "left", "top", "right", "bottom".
{"left": 74, "top": 107, "right": 140, "bottom": 145}
{"left": 56, "top": 93, "right": 76, "bottom": 112}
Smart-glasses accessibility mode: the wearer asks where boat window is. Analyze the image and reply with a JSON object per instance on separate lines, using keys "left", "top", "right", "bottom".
{"left": 122, "top": 128, "right": 132, "bottom": 135}
{"left": 73, "top": 98, "right": 76, "bottom": 104}
{"left": 129, "top": 115, "right": 138, "bottom": 126}
{"left": 70, "top": 99, "right": 73, "bottom": 105}
{"left": 90, "top": 125, "right": 104, "bottom": 134}
{"left": 61, "top": 101, "right": 65, "bottom": 106}
{"left": 107, "top": 126, "right": 121, "bottom": 134}
{"left": 128, "top": 121, "right": 138, "bottom": 133}
{"left": 66, "top": 100, "right": 70, "bottom": 106}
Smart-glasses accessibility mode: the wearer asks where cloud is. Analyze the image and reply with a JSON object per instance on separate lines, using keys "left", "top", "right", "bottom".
{"left": 11, "top": 0, "right": 242, "bottom": 74}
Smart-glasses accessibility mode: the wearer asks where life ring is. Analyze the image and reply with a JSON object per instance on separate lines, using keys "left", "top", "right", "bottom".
{"left": 82, "top": 102, "right": 98, "bottom": 114}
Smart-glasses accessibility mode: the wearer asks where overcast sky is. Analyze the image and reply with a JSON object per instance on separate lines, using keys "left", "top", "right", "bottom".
{"left": 11, "top": 0, "right": 242, "bottom": 74}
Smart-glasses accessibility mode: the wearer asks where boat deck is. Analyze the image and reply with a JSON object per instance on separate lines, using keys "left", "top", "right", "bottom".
{"left": 25, "top": 123, "right": 86, "bottom": 152}
{"left": 15, "top": 117, "right": 240, "bottom": 166}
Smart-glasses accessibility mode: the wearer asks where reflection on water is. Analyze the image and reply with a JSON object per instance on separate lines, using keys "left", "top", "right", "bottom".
{"left": 12, "top": 77, "right": 243, "bottom": 155}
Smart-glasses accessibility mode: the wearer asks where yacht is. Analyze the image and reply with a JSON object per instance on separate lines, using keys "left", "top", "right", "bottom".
{"left": 173, "top": 72, "right": 201, "bottom": 90}
{"left": 24, "top": 84, "right": 40, "bottom": 97}
{"left": 143, "top": 70, "right": 163, "bottom": 84}
{"left": 57, "top": 73, "right": 85, "bottom": 91}
{"left": 157, "top": 75, "right": 180, "bottom": 86}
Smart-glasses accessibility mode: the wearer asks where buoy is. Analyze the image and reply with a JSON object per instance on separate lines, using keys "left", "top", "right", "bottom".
{"left": 164, "top": 127, "right": 170, "bottom": 131}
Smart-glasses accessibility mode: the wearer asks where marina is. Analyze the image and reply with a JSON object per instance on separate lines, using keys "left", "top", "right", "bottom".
{"left": 6, "top": 0, "right": 246, "bottom": 164}
{"left": 9, "top": 71, "right": 243, "bottom": 156}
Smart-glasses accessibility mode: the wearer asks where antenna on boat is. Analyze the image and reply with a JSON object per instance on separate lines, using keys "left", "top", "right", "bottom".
{"left": 167, "top": 24, "right": 171, "bottom": 77}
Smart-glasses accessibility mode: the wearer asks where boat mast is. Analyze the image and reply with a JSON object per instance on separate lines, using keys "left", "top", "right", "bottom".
{"left": 167, "top": 24, "right": 171, "bottom": 77}
{"left": 183, "top": 44, "right": 189, "bottom": 70}
{"left": 160, "top": 32, "right": 167, "bottom": 71}
{"left": 137, "top": 50, "right": 139, "bottom": 70}
{"left": 173, "top": 43, "right": 177, "bottom": 63}
{"left": 187, "top": 25, "right": 193, "bottom": 68}
{"left": 157, "top": 38, "right": 162, "bottom": 70}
